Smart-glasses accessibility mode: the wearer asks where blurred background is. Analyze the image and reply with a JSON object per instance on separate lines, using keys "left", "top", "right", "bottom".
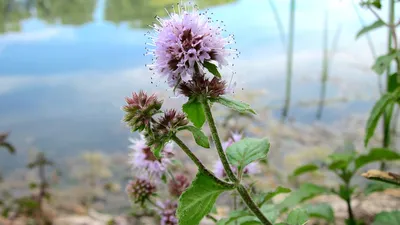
{"left": 0, "top": 0, "right": 397, "bottom": 224}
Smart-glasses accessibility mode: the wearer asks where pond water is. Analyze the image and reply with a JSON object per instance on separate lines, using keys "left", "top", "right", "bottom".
{"left": 0, "top": 0, "right": 388, "bottom": 166}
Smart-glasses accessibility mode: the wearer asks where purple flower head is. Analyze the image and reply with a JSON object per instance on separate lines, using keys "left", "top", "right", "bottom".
{"left": 146, "top": 2, "right": 235, "bottom": 87}
{"left": 214, "top": 132, "right": 260, "bottom": 178}
{"left": 126, "top": 178, "right": 156, "bottom": 205}
{"left": 128, "top": 135, "right": 173, "bottom": 179}
{"left": 123, "top": 91, "right": 163, "bottom": 132}
{"left": 168, "top": 174, "right": 190, "bottom": 197}
{"left": 157, "top": 200, "right": 178, "bottom": 225}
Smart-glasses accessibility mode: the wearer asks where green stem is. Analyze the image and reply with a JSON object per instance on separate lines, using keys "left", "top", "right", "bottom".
{"left": 201, "top": 98, "right": 272, "bottom": 225}
{"left": 345, "top": 182, "right": 355, "bottom": 225}
{"left": 317, "top": 10, "right": 329, "bottom": 120}
{"left": 234, "top": 193, "right": 238, "bottom": 225}
{"left": 382, "top": 0, "right": 396, "bottom": 171}
{"left": 282, "top": 0, "right": 296, "bottom": 121}
{"left": 267, "top": 0, "right": 286, "bottom": 48}
{"left": 206, "top": 214, "right": 218, "bottom": 223}
{"left": 171, "top": 135, "right": 235, "bottom": 189}
{"left": 201, "top": 98, "right": 238, "bottom": 183}
{"left": 237, "top": 184, "right": 272, "bottom": 225}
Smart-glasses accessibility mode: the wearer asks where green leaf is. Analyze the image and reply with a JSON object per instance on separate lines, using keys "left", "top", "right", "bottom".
{"left": 388, "top": 73, "right": 399, "bottom": 92}
{"left": 214, "top": 97, "right": 256, "bottom": 114}
{"left": 203, "top": 61, "right": 221, "bottom": 78}
{"left": 356, "top": 19, "right": 385, "bottom": 39}
{"left": 338, "top": 185, "right": 355, "bottom": 201}
{"left": 360, "top": 0, "right": 381, "bottom": 9}
{"left": 373, "top": 211, "right": 400, "bottom": 225}
{"left": 291, "top": 164, "right": 319, "bottom": 177}
{"left": 218, "top": 206, "right": 278, "bottom": 225}
{"left": 226, "top": 138, "right": 270, "bottom": 174}
{"left": 372, "top": 52, "right": 399, "bottom": 75}
{"left": 29, "top": 182, "right": 37, "bottom": 190}
{"left": 258, "top": 186, "right": 291, "bottom": 206}
{"left": 152, "top": 143, "right": 164, "bottom": 159}
{"left": 2, "top": 207, "right": 10, "bottom": 218}
{"left": 260, "top": 204, "right": 279, "bottom": 223}
{"left": 364, "top": 92, "right": 397, "bottom": 146}
{"left": 183, "top": 98, "right": 206, "bottom": 128}
{"left": 328, "top": 152, "right": 356, "bottom": 171}
{"left": 0, "top": 142, "right": 15, "bottom": 154}
{"left": 278, "top": 183, "right": 330, "bottom": 211}
{"left": 364, "top": 181, "right": 397, "bottom": 195}
{"left": 178, "top": 125, "right": 210, "bottom": 148}
{"left": 355, "top": 148, "right": 400, "bottom": 170}
{"left": 371, "top": 0, "right": 382, "bottom": 9}
{"left": 241, "top": 221, "right": 262, "bottom": 225}
{"left": 286, "top": 208, "right": 309, "bottom": 225}
{"left": 216, "top": 211, "right": 253, "bottom": 225}
{"left": 177, "top": 171, "right": 234, "bottom": 225}
{"left": 303, "top": 203, "right": 335, "bottom": 223}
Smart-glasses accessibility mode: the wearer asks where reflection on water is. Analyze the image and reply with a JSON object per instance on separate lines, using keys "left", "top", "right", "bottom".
{"left": 33, "top": 0, "right": 96, "bottom": 25}
{"left": 0, "top": 0, "right": 30, "bottom": 33}
{"left": 1, "top": 0, "right": 96, "bottom": 33}
{"left": 0, "top": 0, "right": 385, "bottom": 165}
{"left": 1, "top": 0, "right": 237, "bottom": 30}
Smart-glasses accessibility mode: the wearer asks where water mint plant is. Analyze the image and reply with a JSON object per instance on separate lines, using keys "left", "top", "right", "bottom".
{"left": 123, "top": 2, "right": 279, "bottom": 225}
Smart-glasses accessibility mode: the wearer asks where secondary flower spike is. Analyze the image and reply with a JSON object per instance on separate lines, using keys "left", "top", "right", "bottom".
{"left": 126, "top": 178, "right": 156, "bottom": 205}
{"left": 158, "top": 200, "right": 178, "bottom": 225}
{"left": 168, "top": 174, "right": 190, "bottom": 197}
{"left": 146, "top": 2, "right": 235, "bottom": 86}
{"left": 128, "top": 135, "right": 173, "bottom": 178}
{"left": 123, "top": 91, "right": 163, "bottom": 132}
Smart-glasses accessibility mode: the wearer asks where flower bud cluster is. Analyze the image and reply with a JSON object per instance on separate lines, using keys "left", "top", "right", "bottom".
{"left": 126, "top": 178, "right": 156, "bottom": 205}
{"left": 168, "top": 174, "right": 190, "bottom": 197}
{"left": 123, "top": 91, "right": 162, "bottom": 132}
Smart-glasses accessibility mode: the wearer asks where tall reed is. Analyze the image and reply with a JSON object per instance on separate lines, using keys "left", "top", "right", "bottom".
{"left": 282, "top": 0, "right": 296, "bottom": 121}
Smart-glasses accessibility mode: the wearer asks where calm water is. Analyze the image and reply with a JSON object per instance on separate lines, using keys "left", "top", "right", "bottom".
{"left": 0, "top": 0, "right": 389, "bottom": 166}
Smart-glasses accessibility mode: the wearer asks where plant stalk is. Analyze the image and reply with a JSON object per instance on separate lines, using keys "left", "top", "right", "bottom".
{"left": 282, "top": 0, "right": 296, "bottom": 121}
{"left": 382, "top": 0, "right": 396, "bottom": 171}
{"left": 237, "top": 184, "right": 272, "bottom": 225}
{"left": 201, "top": 98, "right": 238, "bottom": 183}
{"left": 345, "top": 182, "right": 355, "bottom": 225}
{"left": 171, "top": 135, "right": 235, "bottom": 189}
{"left": 317, "top": 10, "right": 329, "bottom": 120}
{"left": 201, "top": 98, "right": 272, "bottom": 225}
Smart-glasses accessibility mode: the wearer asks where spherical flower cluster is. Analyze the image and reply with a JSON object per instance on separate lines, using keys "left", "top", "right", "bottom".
{"left": 157, "top": 200, "right": 178, "bottom": 225}
{"left": 214, "top": 133, "right": 259, "bottom": 178}
{"left": 146, "top": 3, "right": 234, "bottom": 86}
{"left": 129, "top": 135, "right": 173, "bottom": 178}
{"left": 168, "top": 174, "right": 190, "bottom": 197}
{"left": 123, "top": 91, "right": 163, "bottom": 132}
{"left": 126, "top": 178, "right": 156, "bottom": 205}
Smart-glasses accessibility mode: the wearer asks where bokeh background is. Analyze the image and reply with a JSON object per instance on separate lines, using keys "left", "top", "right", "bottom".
{"left": 0, "top": 0, "right": 398, "bottom": 224}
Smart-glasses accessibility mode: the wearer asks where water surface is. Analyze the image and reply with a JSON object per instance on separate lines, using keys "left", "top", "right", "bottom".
{"left": 0, "top": 0, "right": 388, "bottom": 166}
